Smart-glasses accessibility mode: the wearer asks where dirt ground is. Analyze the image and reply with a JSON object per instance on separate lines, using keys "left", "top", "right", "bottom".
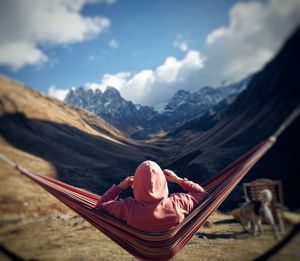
{"left": 0, "top": 211, "right": 299, "bottom": 261}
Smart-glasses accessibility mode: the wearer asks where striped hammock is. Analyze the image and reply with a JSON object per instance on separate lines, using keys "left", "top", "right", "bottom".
{"left": 11, "top": 137, "right": 276, "bottom": 260}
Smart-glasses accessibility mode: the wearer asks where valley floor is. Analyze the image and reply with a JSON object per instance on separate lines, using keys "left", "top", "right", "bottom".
{"left": 0, "top": 211, "right": 299, "bottom": 261}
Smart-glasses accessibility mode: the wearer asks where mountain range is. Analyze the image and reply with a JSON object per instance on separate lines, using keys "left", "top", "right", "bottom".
{"left": 0, "top": 28, "right": 299, "bottom": 212}
{"left": 64, "top": 76, "right": 251, "bottom": 138}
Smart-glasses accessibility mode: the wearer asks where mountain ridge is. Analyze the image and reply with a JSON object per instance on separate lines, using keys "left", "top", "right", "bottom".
{"left": 163, "top": 27, "right": 300, "bottom": 209}
{"left": 64, "top": 77, "right": 251, "bottom": 138}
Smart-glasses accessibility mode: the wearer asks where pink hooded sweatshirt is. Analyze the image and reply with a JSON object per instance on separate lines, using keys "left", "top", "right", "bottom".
{"left": 95, "top": 160, "right": 208, "bottom": 232}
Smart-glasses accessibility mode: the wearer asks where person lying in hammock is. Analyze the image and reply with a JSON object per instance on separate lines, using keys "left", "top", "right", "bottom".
{"left": 95, "top": 160, "right": 208, "bottom": 232}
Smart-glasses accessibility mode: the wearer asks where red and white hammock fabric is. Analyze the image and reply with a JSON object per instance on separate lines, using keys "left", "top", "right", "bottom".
{"left": 12, "top": 137, "right": 276, "bottom": 260}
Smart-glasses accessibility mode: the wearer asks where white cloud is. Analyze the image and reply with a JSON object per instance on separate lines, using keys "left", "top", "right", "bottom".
{"left": 0, "top": 42, "right": 48, "bottom": 69}
{"left": 50, "top": 0, "right": 300, "bottom": 107}
{"left": 87, "top": 71, "right": 131, "bottom": 91}
{"left": 49, "top": 50, "right": 204, "bottom": 105}
{"left": 201, "top": 0, "right": 300, "bottom": 86}
{"left": 87, "top": 50, "right": 204, "bottom": 105}
{"left": 108, "top": 39, "right": 119, "bottom": 49}
{"left": 107, "top": 0, "right": 300, "bottom": 105}
{"left": 179, "top": 42, "right": 189, "bottom": 52}
{"left": 0, "top": 0, "right": 111, "bottom": 70}
{"left": 174, "top": 34, "right": 189, "bottom": 52}
{"left": 48, "top": 85, "right": 69, "bottom": 101}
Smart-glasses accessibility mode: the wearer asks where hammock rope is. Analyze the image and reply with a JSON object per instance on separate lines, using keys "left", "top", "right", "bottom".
{"left": 0, "top": 106, "right": 299, "bottom": 260}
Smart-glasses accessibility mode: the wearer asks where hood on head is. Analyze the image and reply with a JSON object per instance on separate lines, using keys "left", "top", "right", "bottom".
{"left": 133, "top": 160, "right": 168, "bottom": 204}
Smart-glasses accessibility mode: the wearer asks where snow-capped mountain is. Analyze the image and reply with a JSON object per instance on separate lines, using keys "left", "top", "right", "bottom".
{"left": 64, "top": 76, "right": 251, "bottom": 137}
{"left": 65, "top": 86, "right": 161, "bottom": 133}
{"left": 161, "top": 76, "right": 251, "bottom": 125}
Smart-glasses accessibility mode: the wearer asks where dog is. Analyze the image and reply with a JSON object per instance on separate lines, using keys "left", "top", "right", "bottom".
{"left": 240, "top": 189, "right": 280, "bottom": 239}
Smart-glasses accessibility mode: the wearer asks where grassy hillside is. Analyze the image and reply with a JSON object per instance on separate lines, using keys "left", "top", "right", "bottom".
{"left": 0, "top": 76, "right": 161, "bottom": 195}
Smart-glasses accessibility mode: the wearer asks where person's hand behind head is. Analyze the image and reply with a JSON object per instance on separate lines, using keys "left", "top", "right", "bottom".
{"left": 163, "top": 169, "right": 182, "bottom": 184}
{"left": 117, "top": 176, "right": 134, "bottom": 190}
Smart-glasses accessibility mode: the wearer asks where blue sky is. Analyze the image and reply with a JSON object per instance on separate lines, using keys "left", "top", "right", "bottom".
{"left": 1, "top": 0, "right": 300, "bottom": 106}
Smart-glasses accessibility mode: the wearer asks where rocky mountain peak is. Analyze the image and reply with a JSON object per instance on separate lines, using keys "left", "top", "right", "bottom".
{"left": 64, "top": 75, "right": 251, "bottom": 138}
{"left": 103, "top": 86, "right": 121, "bottom": 97}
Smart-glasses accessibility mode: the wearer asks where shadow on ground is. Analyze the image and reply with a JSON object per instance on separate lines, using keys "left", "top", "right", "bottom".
{"left": 214, "top": 219, "right": 240, "bottom": 225}
{"left": 0, "top": 112, "right": 159, "bottom": 195}
{"left": 196, "top": 231, "right": 249, "bottom": 240}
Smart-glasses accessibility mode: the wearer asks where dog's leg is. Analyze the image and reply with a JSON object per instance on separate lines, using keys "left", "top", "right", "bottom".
{"left": 263, "top": 204, "right": 279, "bottom": 239}
{"left": 246, "top": 220, "right": 251, "bottom": 232}
{"left": 242, "top": 219, "right": 249, "bottom": 232}
{"left": 242, "top": 220, "right": 251, "bottom": 232}
{"left": 250, "top": 219, "right": 257, "bottom": 236}
{"left": 257, "top": 219, "right": 263, "bottom": 236}
{"left": 254, "top": 222, "right": 258, "bottom": 236}
{"left": 240, "top": 204, "right": 251, "bottom": 232}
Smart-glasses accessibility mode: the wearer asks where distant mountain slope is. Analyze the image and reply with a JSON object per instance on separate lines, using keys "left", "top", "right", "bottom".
{"left": 166, "top": 27, "right": 300, "bottom": 209}
{"left": 65, "top": 77, "right": 250, "bottom": 138}
{"left": 0, "top": 77, "right": 157, "bottom": 194}
{"left": 162, "top": 76, "right": 251, "bottom": 125}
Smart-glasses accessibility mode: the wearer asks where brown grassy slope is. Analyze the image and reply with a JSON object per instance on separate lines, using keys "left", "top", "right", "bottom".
{"left": 0, "top": 75, "right": 160, "bottom": 220}
{"left": 0, "top": 76, "right": 160, "bottom": 195}
{"left": 0, "top": 76, "right": 129, "bottom": 143}
{"left": 0, "top": 137, "right": 70, "bottom": 215}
